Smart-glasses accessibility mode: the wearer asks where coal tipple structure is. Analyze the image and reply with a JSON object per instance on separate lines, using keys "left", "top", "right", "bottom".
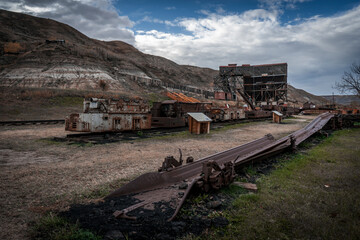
{"left": 215, "top": 63, "right": 288, "bottom": 107}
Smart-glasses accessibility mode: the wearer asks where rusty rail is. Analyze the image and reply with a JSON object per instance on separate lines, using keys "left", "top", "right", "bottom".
{"left": 0, "top": 119, "right": 65, "bottom": 126}
{"left": 106, "top": 112, "right": 335, "bottom": 221}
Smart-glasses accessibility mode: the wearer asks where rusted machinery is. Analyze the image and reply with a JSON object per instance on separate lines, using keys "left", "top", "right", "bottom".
{"left": 65, "top": 98, "right": 151, "bottom": 132}
{"left": 151, "top": 100, "right": 246, "bottom": 128}
{"left": 66, "top": 98, "right": 248, "bottom": 132}
{"left": 105, "top": 112, "right": 336, "bottom": 221}
{"left": 151, "top": 100, "right": 211, "bottom": 128}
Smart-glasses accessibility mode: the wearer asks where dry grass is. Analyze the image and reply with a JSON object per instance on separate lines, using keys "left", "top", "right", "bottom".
{"left": 0, "top": 87, "right": 139, "bottom": 121}
{"left": 0, "top": 116, "right": 314, "bottom": 240}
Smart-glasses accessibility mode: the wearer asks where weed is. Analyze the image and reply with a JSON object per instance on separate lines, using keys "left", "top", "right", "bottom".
{"left": 192, "top": 193, "right": 209, "bottom": 204}
{"left": 32, "top": 213, "right": 101, "bottom": 240}
{"left": 220, "top": 184, "right": 247, "bottom": 196}
{"left": 243, "top": 165, "right": 256, "bottom": 176}
{"left": 98, "top": 80, "right": 108, "bottom": 91}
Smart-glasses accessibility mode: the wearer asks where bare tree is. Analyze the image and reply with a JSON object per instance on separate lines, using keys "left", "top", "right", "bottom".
{"left": 335, "top": 63, "right": 360, "bottom": 97}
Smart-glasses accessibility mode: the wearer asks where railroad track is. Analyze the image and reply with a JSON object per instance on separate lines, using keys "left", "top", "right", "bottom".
{"left": 0, "top": 119, "right": 65, "bottom": 126}
{"left": 58, "top": 117, "right": 272, "bottom": 144}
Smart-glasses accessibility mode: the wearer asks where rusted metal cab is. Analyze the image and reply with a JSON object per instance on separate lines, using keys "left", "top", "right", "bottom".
{"left": 65, "top": 98, "right": 151, "bottom": 132}
{"left": 151, "top": 100, "right": 212, "bottom": 128}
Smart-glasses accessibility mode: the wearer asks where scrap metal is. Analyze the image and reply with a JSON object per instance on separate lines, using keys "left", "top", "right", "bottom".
{"left": 105, "top": 112, "right": 335, "bottom": 221}
{"left": 166, "top": 91, "right": 201, "bottom": 103}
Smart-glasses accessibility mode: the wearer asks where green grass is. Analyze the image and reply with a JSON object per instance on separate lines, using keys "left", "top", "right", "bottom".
{"left": 32, "top": 213, "right": 101, "bottom": 240}
{"left": 220, "top": 184, "right": 248, "bottom": 197}
{"left": 193, "top": 128, "right": 360, "bottom": 240}
{"left": 48, "top": 96, "right": 84, "bottom": 107}
{"left": 146, "top": 93, "right": 169, "bottom": 108}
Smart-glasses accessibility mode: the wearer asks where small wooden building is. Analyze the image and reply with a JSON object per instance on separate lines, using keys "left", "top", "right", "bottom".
{"left": 272, "top": 111, "right": 283, "bottom": 123}
{"left": 188, "top": 112, "right": 212, "bottom": 134}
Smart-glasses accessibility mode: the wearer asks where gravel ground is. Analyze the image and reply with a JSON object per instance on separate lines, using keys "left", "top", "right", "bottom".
{"left": 0, "top": 115, "right": 315, "bottom": 240}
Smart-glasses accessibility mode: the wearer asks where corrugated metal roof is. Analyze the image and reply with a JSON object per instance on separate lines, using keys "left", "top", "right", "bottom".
{"left": 187, "top": 112, "right": 212, "bottom": 122}
{"left": 272, "top": 111, "right": 283, "bottom": 116}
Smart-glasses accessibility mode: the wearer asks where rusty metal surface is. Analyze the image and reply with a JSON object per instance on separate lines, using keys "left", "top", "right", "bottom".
{"left": 302, "top": 109, "right": 340, "bottom": 115}
{"left": 0, "top": 119, "right": 64, "bottom": 126}
{"left": 245, "top": 110, "right": 272, "bottom": 119}
{"left": 105, "top": 113, "right": 335, "bottom": 221}
{"left": 65, "top": 98, "right": 152, "bottom": 132}
{"left": 106, "top": 134, "right": 276, "bottom": 198}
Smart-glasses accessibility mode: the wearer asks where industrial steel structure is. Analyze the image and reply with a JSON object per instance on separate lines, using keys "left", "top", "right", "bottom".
{"left": 214, "top": 63, "right": 288, "bottom": 108}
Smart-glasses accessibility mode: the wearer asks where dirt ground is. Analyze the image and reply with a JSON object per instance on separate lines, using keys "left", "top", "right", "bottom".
{"left": 0, "top": 115, "right": 315, "bottom": 240}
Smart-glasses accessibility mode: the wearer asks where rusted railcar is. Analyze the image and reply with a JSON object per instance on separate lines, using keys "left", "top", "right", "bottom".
{"left": 151, "top": 100, "right": 212, "bottom": 128}
{"left": 208, "top": 107, "right": 246, "bottom": 122}
{"left": 65, "top": 98, "right": 151, "bottom": 132}
{"left": 151, "top": 100, "right": 246, "bottom": 127}
{"left": 245, "top": 110, "right": 273, "bottom": 119}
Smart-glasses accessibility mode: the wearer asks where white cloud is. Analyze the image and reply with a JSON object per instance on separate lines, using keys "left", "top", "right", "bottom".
{"left": 165, "top": 6, "right": 176, "bottom": 10}
{"left": 0, "top": 0, "right": 135, "bottom": 44}
{"left": 259, "top": 0, "right": 311, "bottom": 12}
{"left": 1, "top": 0, "right": 359, "bottom": 95}
{"left": 135, "top": 5, "right": 360, "bottom": 95}
{"left": 137, "top": 16, "right": 165, "bottom": 24}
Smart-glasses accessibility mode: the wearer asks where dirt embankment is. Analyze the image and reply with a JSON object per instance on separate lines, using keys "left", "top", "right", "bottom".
{"left": 0, "top": 116, "right": 315, "bottom": 240}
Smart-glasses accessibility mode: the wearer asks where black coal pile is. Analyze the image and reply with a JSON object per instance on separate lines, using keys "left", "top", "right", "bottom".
{"left": 61, "top": 192, "right": 229, "bottom": 240}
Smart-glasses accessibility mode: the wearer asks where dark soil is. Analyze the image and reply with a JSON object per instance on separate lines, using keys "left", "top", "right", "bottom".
{"left": 61, "top": 192, "right": 229, "bottom": 240}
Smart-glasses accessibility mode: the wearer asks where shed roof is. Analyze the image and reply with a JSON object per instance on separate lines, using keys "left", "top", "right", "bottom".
{"left": 272, "top": 111, "right": 283, "bottom": 116}
{"left": 187, "top": 112, "right": 212, "bottom": 122}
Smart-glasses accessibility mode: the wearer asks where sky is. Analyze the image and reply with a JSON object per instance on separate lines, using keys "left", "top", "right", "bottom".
{"left": 1, "top": 0, "right": 360, "bottom": 95}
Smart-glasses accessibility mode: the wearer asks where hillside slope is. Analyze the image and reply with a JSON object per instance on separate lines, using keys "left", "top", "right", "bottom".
{"left": 0, "top": 9, "right": 216, "bottom": 95}
{"left": 0, "top": 9, "right": 328, "bottom": 107}
{"left": 288, "top": 85, "right": 328, "bottom": 105}
{"left": 322, "top": 95, "right": 360, "bottom": 106}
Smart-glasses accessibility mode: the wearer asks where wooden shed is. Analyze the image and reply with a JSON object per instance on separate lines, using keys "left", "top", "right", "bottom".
{"left": 272, "top": 111, "right": 283, "bottom": 123}
{"left": 188, "top": 112, "right": 212, "bottom": 134}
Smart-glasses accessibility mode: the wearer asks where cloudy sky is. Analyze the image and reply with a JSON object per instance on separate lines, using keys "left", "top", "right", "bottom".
{"left": 1, "top": 0, "right": 360, "bottom": 95}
